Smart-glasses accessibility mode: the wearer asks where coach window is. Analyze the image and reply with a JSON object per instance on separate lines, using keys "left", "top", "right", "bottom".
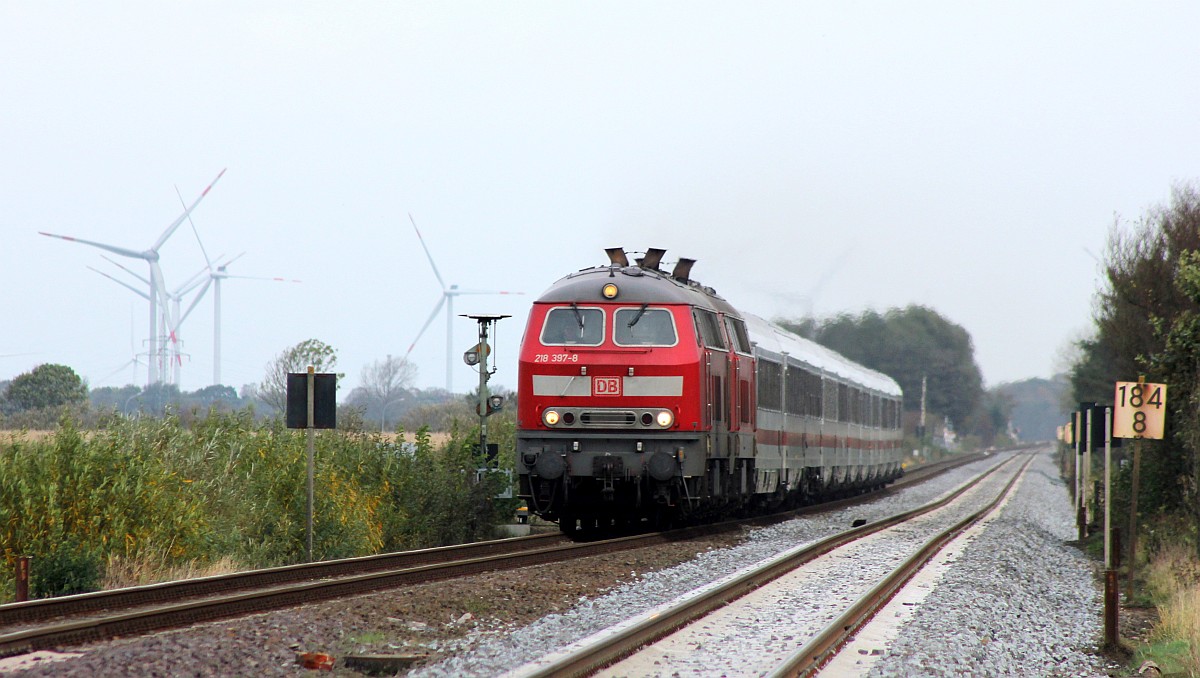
{"left": 757, "top": 359, "right": 782, "bottom": 410}
{"left": 784, "top": 363, "right": 803, "bottom": 416}
{"left": 693, "top": 309, "right": 727, "bottom": 351}
{"left": 541, "top": 306, "right": 605, "bottom": 346}
{"left": 823, "top": 378, "right": 838, "bottom": 422}
{"left": 614, "top": 307, "right": 678, "bottom": 346}
{"left": 838, "top": 383, "right": 850, "bottom": 422}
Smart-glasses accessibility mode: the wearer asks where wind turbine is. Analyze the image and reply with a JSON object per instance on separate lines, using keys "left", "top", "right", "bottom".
{"left": 404, "top": 214, "right": 522, "bottom": 393}
{"left": 177, "top": 250, "right": 300, "bottom": 386}
{"left": 39, "top": 168, "right": 227, "bottom": 386}
{"left": 171, "top": 185, "right": 299, "bottom": 387}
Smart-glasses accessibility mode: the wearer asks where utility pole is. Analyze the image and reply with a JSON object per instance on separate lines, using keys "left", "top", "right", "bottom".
{"left": 918, "top": 375, "right": 927, "bottom": 455}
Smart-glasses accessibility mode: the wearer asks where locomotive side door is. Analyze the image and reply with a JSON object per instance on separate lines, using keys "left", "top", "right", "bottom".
{"left": 723, "top": 316, "right": 755, "bottom": 457}
{"left": 693, "top": 309, "right": 729, "bottom": 460}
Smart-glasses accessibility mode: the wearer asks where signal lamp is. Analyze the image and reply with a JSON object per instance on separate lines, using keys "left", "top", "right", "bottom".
{"left": 543, "top": 410, "right": 560, "bottom": 426}
{"left": 602, "top": 283, "right": 619, "bottom": 299}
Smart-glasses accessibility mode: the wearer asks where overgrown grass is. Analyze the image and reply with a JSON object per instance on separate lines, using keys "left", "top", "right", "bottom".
{"left": 0, "top": 411, "right": 514, "bottom": 602}
{"left": 1136, "top": 543, "right": 1200, "bottom": 676}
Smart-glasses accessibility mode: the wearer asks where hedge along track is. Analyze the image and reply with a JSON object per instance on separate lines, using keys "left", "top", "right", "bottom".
{"left": 0, "top": 452, "right": 994, "bottom": 659}
{"left": 504, "top": 454, "right": 1028, "bottom": 678}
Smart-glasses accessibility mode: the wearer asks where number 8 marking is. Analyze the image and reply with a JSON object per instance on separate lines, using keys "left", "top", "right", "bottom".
{"left": 1132, "top": 410, "right": 1147, "bottom": 434}
{"left": 1129, "top": 385, "right": 1144, "bottom": 408}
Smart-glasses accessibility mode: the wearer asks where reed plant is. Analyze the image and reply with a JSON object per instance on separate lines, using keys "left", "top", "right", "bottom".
{"left": 0, "top": 411, "right": 512, "bottom": 601}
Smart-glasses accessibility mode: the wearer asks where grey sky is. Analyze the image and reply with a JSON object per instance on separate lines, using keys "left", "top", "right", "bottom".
{"left": 3, "top": 2, "right": 1197, "bottom": 397}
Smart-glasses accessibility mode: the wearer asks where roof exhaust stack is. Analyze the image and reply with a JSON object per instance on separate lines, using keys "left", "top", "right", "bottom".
{"left": 605, "top": 247, "right": 629, "bottom": 267}
{"left": 639, "top": 247, "right": 666, "bottom": 270}
{"left": 672, "top": 257, "right": 696, "bottom": 283}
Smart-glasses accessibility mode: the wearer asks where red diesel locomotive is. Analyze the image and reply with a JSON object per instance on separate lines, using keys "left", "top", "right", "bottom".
{"left": 516, "top": 247, "right": 904, "bottom": 535}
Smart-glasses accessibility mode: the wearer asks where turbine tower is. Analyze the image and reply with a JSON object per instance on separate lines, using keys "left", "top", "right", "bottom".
{"left": 39, "top": 169, "right": 226, "bottom": 386}
{"left": 404, "top": 214, "right": 521, "bottom": 392}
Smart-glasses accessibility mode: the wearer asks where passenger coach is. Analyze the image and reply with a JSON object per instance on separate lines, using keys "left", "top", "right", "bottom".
{"left": 516, "top": 248, "right": 903, "bottom": 535}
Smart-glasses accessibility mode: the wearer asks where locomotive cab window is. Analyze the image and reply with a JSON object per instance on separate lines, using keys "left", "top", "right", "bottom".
{"left": 693, "top": 309, "right": 727, "bottom": 350}
{"left": 541, "top": 306, "right": 605, "bottom": 346}
{"left": 724, "top": 317, "right": 752, "bottom": 354}
{"left": 614, "top": 307, "right": 678, "bottom": 346}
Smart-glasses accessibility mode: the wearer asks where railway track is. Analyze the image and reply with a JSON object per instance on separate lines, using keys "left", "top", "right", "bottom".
{"left": 0, "top": 452, "right": 987, "bottom": 660}
{"left": 503, "top": 454, "right": 1030, "bottom": 677}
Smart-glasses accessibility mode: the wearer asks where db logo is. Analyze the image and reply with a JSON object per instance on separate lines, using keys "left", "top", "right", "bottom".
{"left": 593, "top": 376, "right": 622, "bottom": 396}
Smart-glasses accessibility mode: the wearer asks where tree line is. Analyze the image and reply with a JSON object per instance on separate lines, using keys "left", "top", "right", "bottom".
{"left": 0, "top": 340, "right": 463, "bottom": 433}
{"left": 1069, "top": 183, "right": 1200, "bottom": 558}
{"left": 781, "top": 305, "right": 1008, "bottom": 448}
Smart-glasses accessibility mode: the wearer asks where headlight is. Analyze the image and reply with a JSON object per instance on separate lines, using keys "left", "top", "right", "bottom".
{"left": 656, "top": 410, "right": 674, "bottom": 428}
{"left": 543, "top": 410, "right": 560, "bottom": 426}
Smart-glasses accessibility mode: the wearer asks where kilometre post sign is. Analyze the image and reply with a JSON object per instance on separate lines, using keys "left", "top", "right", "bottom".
{"left": 1113, "top": 381, "right": 1166, "bottom": 439}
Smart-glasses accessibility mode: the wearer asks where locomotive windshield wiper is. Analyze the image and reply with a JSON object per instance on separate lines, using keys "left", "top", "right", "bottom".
{"left": 569, "top": 302, "right": 586, "bottom": 339}
{"left": 627, "top": 303, "right": 649, "bottom": 328}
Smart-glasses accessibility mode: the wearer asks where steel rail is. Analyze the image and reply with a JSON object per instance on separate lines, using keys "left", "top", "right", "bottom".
{"left": 0, "top": 525, "right": 731, "bottom": 658}
{"left": 507, "top": 454, "right": 1019, "bottom": 678}
{"left": 0, "top": 532, "right": 567, "bottom": 628}
{"left": 769, "top": 455, "right": 1035, "bottom": 678}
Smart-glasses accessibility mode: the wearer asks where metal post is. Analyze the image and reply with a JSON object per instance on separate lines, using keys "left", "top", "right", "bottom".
{"left": 1127, "top": 437, "right": 1142, "bottom": 599}
{"left": 1103, "top": 406, "right": 1118, "bottom": 648}
{"left": 1085, "top": 407, "right": 1093, "bottom": 531}
{"left": 15, "top": 556, "right": 30, "bottom": 602}
{"left": 1104, "top": 407, "right": 1112, "bottom": 567}
{"left": 306, "top": 365, "right": 315, "bottom": 562}
{"left": 1080, "top": 408, "right": 1089, "bottom": 540}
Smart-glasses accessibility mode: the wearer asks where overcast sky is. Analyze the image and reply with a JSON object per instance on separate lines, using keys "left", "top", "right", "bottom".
{"left": 3, "top": 2, "right": 1198, "bottom": 398}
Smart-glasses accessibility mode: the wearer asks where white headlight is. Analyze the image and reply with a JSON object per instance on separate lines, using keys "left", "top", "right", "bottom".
{"left": 544, "top": 410, "right": 560, "bottom": 426}
{"left": 656, "top": 410, "right": 674, "bottom": 428}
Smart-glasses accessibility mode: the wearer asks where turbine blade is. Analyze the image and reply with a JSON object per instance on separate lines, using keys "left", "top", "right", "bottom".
{"left": 174, "top": 262, "right": 212, "bottom": 295}
{"left": 40, "top": 232, "right": 147, "bottom": 260}
{"left": 177, "top": 184, "right": 214, "bottom": 269}
{"left": 177, "top": 278, "right": 213, "bottom": 327}
{"left": 222, "top": 252, "right": 247, "bottom": 268}
{"left": 88, "top": 266, "right": 151, "bottom": 300}
{"left": 100, "top": 254, "right": 150, "bottom": 284}
{"left": 409, "top": 213, "right": 447, "bottom": 290}
{"left": 100, "top": 359, "right": 140, "bottom": 384}
{"left": 152, "top": 168, "right": 227, "bottom": 252}
{"left": 404, "top": 295, "right": 447, "bottom": 358}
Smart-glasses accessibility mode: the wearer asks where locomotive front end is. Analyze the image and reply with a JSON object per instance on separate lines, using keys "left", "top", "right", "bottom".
{"left": 516, "top": 264, "right": 703, "bottom": 534}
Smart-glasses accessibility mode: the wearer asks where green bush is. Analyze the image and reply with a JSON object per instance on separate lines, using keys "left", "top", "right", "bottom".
{"left": 32, "top": 539, "right": 102, "bottom": 598}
